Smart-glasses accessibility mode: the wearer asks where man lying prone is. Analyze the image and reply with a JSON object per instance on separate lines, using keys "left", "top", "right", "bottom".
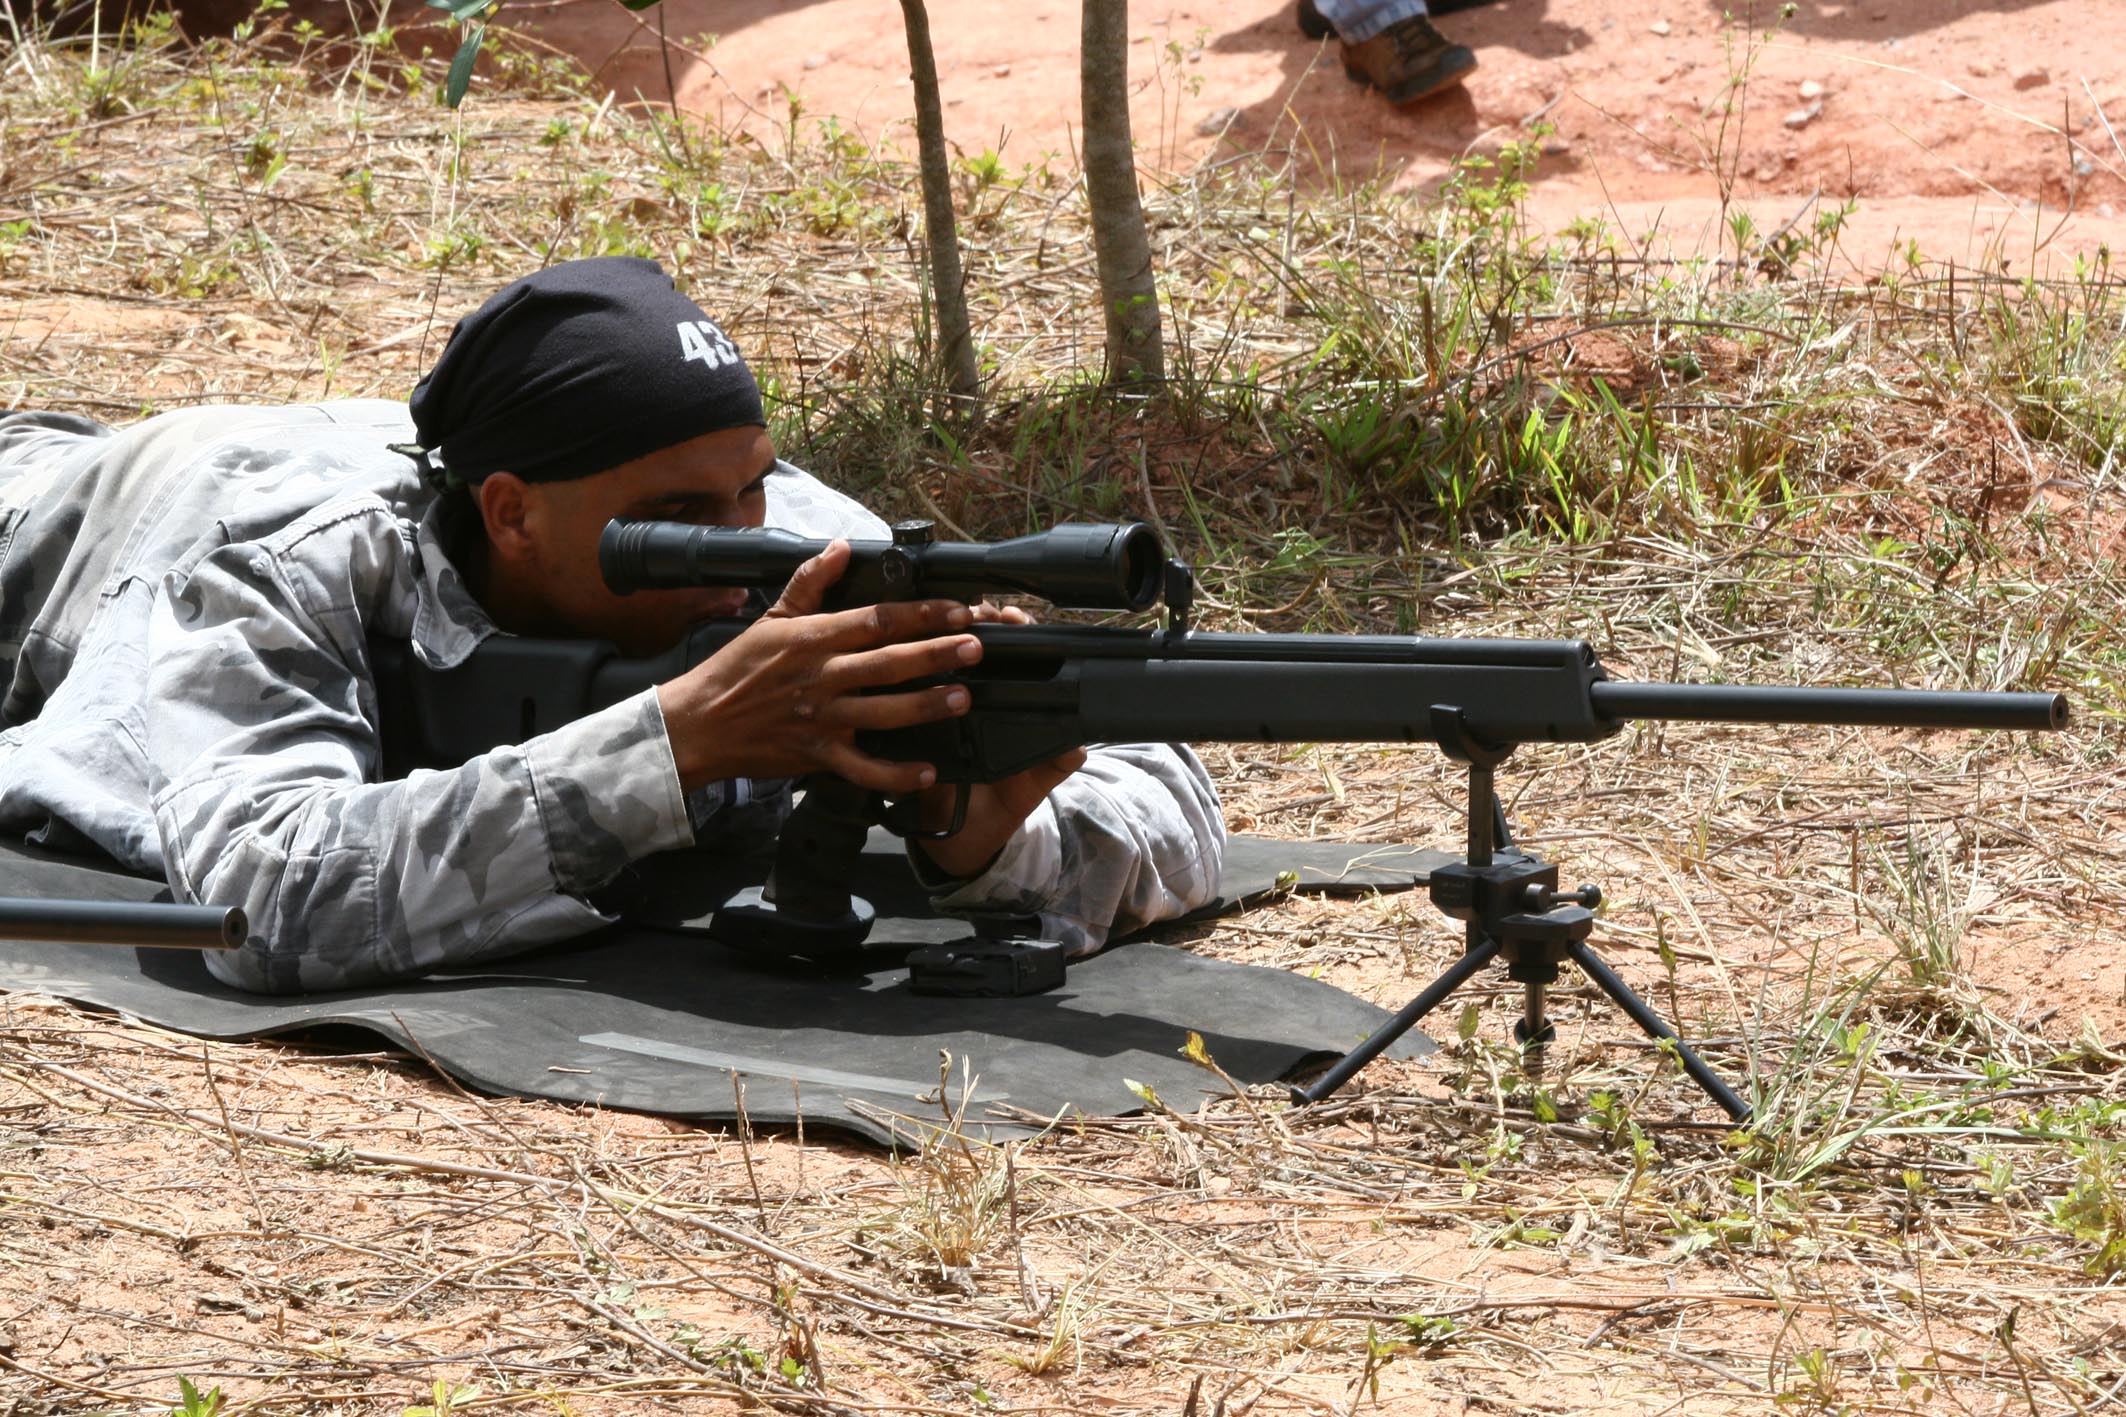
{"left": 0, "top": 257, "right": 1225, "bottom": 992}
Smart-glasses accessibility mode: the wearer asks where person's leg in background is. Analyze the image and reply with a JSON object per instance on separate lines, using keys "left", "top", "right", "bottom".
{"left": 1301, "top": 0, "right": 1480, "bottom": 104}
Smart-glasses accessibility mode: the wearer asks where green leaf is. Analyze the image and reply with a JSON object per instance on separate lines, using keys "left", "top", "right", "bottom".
{"left": 426, "top": 0, "right": 490, "bottom": 17}
{"left": 617, "top": 0, "right": 663, "bottom": 10}
{"left": 443, "top": 26, "right": 484, "bottom": 108}
{"left": 170, "top": 1377, "right": 226, "bottom": 1417}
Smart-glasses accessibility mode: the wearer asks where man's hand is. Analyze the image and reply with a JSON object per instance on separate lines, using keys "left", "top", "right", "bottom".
{"left": 908, "top": 602, "right": 1087, "bottom": 880}
{"left": 656, "top": 540, "right": 981, "bottom": 794}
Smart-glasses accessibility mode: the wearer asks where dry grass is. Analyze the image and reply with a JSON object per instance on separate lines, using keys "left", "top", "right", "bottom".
{"left": 2, "top": 14, "right": 2124, "bottom": 1417}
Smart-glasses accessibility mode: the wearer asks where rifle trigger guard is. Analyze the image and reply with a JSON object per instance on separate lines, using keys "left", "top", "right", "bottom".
{"left": 887, "top": 782, "right": 970, "bottom": 841}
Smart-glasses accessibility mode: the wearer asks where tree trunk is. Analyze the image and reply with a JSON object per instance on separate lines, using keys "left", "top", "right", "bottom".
{"left": 897, "top": 0, "right": 981, "bottom": 411}
{"left": 1079, "top": 0, "right": 1164, "bottom": 384}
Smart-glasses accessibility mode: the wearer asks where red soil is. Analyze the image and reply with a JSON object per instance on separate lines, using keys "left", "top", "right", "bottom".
{"left": 496, "top": 0, "right": 2126, "bottom": 272}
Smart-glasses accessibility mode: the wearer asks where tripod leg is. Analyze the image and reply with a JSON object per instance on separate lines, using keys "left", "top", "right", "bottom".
{"left": 1564, "top": 940, "right": 1751, "bottom": 1122}
{"left": 1292, "top": 937, "right": 1504, "bottom": 1105}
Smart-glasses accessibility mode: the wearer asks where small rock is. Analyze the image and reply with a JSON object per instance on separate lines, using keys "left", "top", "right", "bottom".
{"left": 1782, "top": 100, "right": 1823, "bottom": 129}
{"left": 1797, "top": 78, "right": 1825, "bottom": 100}
{"left": 1934, "top": 84, "right": 1966, "bottom": 103}
{"left": 800, "top": 52, "right": 828, "bottom": 71}
{"left": 992, "top": 63, "right": 1010, "bottom": 77}
{"left": 2013, "top": 67, "right": 2050, "bottom": 91}
{"left": 1541, "top": 137, "right": 1573, "bottom": 156}
{"left": 2075, "top": 157, "right": 2097, "bottom": 178}
{"left": 1649, "top": 18, "right": 1671, "bottom": 35}
{"left": 1195, "top": 106, "right": 1244, "bottom": 137}
{"left": 1967, "top": 61, "right": 1995, "bottom": 78}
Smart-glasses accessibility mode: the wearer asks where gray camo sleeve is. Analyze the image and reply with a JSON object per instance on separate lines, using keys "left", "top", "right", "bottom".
{"left": 922, "top": 743, "right": 1226, "bottom": 957}
{"left": 147, "top": 505, "right": 693, "bottom": 994}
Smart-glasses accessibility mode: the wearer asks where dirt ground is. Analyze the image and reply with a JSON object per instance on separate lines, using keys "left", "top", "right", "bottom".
{"left": 4, "top": 9, "right": 2125, "bottom": 1411}
{"left": 502, "top": 0, "right": 2126, "bottom": 270}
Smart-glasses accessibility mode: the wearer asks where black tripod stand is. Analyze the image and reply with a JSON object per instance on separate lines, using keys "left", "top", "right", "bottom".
{"left": 1293, "top": 712, "right": 1752, "bottom": 1122}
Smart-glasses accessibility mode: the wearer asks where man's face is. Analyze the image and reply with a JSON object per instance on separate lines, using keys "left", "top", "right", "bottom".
{"left": 512, "top": 425, "right": 774, "bottom": 655}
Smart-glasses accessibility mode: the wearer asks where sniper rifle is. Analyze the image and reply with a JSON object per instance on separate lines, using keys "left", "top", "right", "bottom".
{"left": 372, "top": 519, "right": 2068, "bottom": 1120}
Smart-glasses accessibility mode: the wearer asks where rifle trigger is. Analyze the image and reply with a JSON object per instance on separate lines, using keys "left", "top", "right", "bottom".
{"left": 942, "top": 782, "right": 970, "bottom": 836}
{"left": 894, "top": 782, "right": 969, "bottom": 841}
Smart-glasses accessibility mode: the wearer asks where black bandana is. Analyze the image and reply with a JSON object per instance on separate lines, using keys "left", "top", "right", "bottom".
{"left": 405, "top": 257, "right": 765, "bottom": 487}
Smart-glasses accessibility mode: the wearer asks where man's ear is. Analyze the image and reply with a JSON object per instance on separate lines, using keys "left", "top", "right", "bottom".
{"left": 474, "top": 472, "right": 536, "bottom": 564}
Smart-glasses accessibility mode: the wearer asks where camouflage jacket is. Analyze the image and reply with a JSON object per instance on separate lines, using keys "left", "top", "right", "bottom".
{"left": 0, "top": 402, "right": 1225, "bottom": 993}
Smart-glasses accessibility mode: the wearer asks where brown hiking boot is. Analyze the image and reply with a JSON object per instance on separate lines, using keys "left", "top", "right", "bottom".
{"left": 1340, "top": 15, "right": 1477, "bottom": 103}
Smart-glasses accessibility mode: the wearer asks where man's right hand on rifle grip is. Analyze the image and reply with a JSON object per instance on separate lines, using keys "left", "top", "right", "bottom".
{"left": 654, "top": 539, "right": 977, "bottom": 794}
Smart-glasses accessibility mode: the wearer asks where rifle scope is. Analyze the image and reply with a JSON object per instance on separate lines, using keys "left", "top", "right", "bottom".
{"left": 600, "top": 519, "right": 1167, "bottom": 612}
{"left": 0, "top": 898, "right": 246, "bottom": 949}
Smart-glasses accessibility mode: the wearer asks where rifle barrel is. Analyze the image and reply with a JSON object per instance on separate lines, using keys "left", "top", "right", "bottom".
{"left": 0, "top": 898, "right": 246, "bottom": 949}
{"left": 1590, "top": 682, "right": 2068, "bottom": 732}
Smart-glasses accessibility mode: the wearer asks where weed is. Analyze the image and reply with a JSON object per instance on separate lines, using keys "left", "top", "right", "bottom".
{"left": 1860, "top": 825, "right": 1986, "bottom": 1027}
{"left": 404, "top": 1380, "right": 478, "bottom": 1417}
{"left": 1775, "top": 1345, "right": 1852, "bottom": 1416}
{"left": 167, "top": 1378, "right": 226, "bottom": 1417}
{"left": 881, "top": 1052, "right": 1010, "bottom": 1276}
{"left": 2051, "top": 1142, "right": 2126, "bottom": 1276}
{"left": 1003, "top": 1276, "right": 1083, "bottom": 1377}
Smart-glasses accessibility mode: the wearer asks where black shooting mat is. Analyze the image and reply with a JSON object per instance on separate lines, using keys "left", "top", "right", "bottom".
{"left": 0, "top": 833, "right": 1451, "bottom": 1143}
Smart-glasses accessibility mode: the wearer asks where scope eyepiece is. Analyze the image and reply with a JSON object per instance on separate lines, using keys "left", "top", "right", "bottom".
{"left": 599, "top": 519, "right": 1169, "bottom": 612}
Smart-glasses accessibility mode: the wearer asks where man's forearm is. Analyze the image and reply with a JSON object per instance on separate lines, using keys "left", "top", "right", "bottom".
{"left": 920, "top": 742, "right": 1226, "bottom": 956}
{"left": 160, "top": 689, "right": 692, "bottom": 993}
{"left": 146, "top": 516, "right": 694, "bottom": 993}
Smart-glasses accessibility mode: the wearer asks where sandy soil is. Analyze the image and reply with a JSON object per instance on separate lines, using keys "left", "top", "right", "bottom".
{"left": 492, "top": 0, "right": 2126, "bottom": 270}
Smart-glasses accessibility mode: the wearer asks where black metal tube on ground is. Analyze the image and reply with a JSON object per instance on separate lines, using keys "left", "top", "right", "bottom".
{"left": 0, "top": 898, "right": 245, "bottom": 949}
{"left": 1592, "top": 682, "right": 2067, "bottom": 732}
